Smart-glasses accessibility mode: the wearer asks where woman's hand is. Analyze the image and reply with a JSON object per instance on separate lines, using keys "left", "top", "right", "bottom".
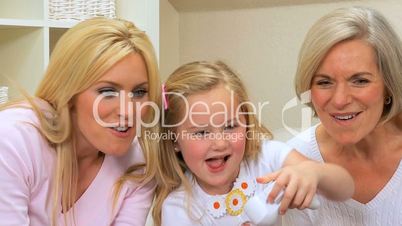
{"left": 257, "top": 160, "right": 321, "bottom": 215}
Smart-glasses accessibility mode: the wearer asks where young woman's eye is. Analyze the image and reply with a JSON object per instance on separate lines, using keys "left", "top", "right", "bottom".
{"left": 98, "top": 88, "right": 118, "bottom": 98}
{"left": 130, "top": 88, "right": 148, "bottom": 98}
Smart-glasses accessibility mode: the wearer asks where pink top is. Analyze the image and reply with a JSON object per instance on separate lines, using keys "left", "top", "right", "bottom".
{"left": 0, "top": 105, "right": 155, "bottom": 226}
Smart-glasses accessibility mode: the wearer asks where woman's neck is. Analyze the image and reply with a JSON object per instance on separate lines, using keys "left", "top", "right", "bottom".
{"left": 75, "top": 151, "right": 105, "bottom": 202}
{"left": 75, "top": 133, "right": 101, "bottom": 166}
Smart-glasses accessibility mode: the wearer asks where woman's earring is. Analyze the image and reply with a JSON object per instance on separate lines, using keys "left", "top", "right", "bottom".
{"left": 174, "top": 147, "right": 180, "bottom": 152}
{"left": 385, "top": 96, "right": 392, "bottom": 105}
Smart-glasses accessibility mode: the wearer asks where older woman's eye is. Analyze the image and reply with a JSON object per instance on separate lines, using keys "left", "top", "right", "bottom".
{"left": 315, "top": 79, "right": 332, "bottom": 87}
{"left": 352, "top": 78, "right": 370, "bottom": 86}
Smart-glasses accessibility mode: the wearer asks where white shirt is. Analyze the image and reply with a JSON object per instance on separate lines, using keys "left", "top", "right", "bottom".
{"left": 283, "top": 125, "right": 402, "bottom": 226}
{"left": 162, "top": 140, "right": 293, "bottom": 226}
{"left": 0, "top": 106, "right": 155, "bottom": 226}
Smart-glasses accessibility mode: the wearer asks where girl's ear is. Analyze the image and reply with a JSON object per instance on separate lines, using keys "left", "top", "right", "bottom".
{"left": 174, "top": 146, "right": 180, "bottom": 152}
{"left": 172, "top": 131, "right": 181, "bottom": 152}
{"left": 173, "top": 140, "right": 180, "bottom": 152}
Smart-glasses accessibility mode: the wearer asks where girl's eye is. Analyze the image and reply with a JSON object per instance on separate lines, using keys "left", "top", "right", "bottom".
{"left": 224, "top": 123, "right": 238, "bottom": 131}
{"left": 98, "top": 88, "right": 118, "bottom": 98}
{"left": 193, "top": 130, "right": 208, "bottom": 137}
{"left": 130, "top": 88, "right": 148, "bottom": 98}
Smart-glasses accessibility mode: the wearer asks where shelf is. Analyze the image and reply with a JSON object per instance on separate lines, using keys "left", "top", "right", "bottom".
{"left": 0, "top": 18, "right": 44, "bottom": 29}
{"left": 0, "top": 27, "right": 45, "bottom": 95}
{"left": 0, "top": 0, "right": 159, "bottom": 96}
{"left": 47, "top": 20, "right": 80, "bottom": 29}
{"left": 49, "top": 28, "right": 68, "bottom": 55}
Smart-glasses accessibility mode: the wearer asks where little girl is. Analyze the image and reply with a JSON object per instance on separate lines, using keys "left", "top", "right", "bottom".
{"left": 153, "top": 61, "right": 354, "bottom": 226}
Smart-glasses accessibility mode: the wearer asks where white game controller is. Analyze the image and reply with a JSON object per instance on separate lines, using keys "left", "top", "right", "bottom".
{"left": 243, "top": 182, "right": 320, "bottom": 226}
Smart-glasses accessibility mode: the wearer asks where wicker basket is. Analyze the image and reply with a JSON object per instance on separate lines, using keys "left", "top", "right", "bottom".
{"left": 49, "top": 0, "right": 116, "bottom": 21}
{"left": 0, "top": 86, "right": 8, "bottom": 104}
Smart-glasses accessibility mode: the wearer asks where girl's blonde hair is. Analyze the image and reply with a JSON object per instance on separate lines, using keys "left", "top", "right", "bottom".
{"left": 153, "top": 61, "right": 271, "bottom": 226}
{"left": 3, "top": 17, "right": 160, "bottom": 225}
{"left": 295, "top": 6, "right": 402, "bottom": 122}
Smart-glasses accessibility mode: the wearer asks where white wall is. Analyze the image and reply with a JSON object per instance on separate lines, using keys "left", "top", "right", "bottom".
{"left": 165, "top": 0, "right": 402, "bottom": 140}
{"left": 116, "top": 0, "right": 160, "bottom": 58}
{"left": 159, "top": 0, "right": 180, "bottom": 79}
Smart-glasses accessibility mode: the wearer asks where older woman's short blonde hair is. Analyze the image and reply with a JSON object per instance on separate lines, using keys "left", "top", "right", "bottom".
{"left": 295, "top": 6, "right": 402, "bottom": 123}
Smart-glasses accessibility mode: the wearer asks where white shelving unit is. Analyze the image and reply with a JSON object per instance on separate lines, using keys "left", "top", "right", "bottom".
{"left": 0, "top": 0, "right": 159, "bottom": 96}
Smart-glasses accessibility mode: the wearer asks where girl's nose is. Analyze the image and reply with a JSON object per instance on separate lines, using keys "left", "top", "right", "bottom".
{"left": 211, "top": 132, "right": 229, "bottom": 151}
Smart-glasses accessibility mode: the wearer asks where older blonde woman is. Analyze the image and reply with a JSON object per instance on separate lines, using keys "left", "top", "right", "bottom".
{"left": 283, "top": 6, "right": 402, "bottom": 226}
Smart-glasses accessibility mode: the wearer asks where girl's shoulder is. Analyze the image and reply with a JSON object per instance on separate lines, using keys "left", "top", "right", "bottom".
{"left": 260, "top": 139, "right": 294, "bottom": 161}
{"left": 261, "top": 139, "right": 293, "bottom": 151}
{"left": 245, "top": 139, "right": 294, "bottom": 174}
{"left": 162, "top": 183, "right": 192, "bottom": 218}
{"left": 163, "top": 172, "right": 198, "bottom": 208}
{"left": 162, "top": 180, "right": 207, "bottom": 225}
{"left": 163, "top": 186, "right": 187, "bottom": 207}
{"left": 164, "top": 172, "right": 193, "bottom": 202}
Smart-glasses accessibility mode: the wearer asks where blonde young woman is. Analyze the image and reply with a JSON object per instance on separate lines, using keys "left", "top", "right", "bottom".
{"left": 0, "top": 18, "right": 160, "bottom": 226}
{"left": 153, "top": 61, "right": 354, "bottom": 226}
{"left": 283, "top": 6, "right": 402, "bottom": 225}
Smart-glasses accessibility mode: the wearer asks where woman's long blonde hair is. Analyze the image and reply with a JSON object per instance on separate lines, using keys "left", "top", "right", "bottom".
{"left": 3, "top": 17, "right": 160, "bottom": 225}
{"left": 153, "top": 61, "right": 271, "bottom": 226}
